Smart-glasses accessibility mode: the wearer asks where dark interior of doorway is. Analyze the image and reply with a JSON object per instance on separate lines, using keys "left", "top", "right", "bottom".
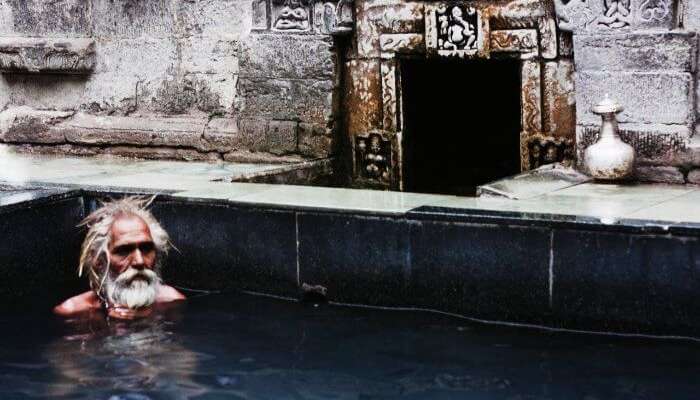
{"left": 401, "top": 58, "right": 522, "bottom": 196}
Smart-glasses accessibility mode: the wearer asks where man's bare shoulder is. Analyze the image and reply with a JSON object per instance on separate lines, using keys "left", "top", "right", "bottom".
{"left": 53, "top": 291, "right": 101, "bottom": 316}
{"left": 156, "top": 285, "right": 186, "bottom": 303}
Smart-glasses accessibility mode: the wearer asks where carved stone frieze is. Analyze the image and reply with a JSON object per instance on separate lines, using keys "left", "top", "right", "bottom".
{"left": 425, "top": 3, "right": 490, "bottom": 58}
{"left": 379, "top": 34, "right": 425, "bottom": 58}
{"left": 521, "top": 60, "right": 543, "bottom": 136}
{"left": 380, "top": 60, "right": 398, "bottom": 132}
{"left": 0, "top": 37, "right": 95, "bottom": 74}
{"left": 272, "top": 0, "right": 311, "bottom": 32}
{"left": 554, "top": 0, "right": 677, "bottom": 32}
{"left": 490, "top": 29, "right": 537, "bottom": 58}
{"left": 528, "top": 135, "right": 575, "bottom": 169}
{"left": 355, "top": 132, "right": 393, "bottom": 184}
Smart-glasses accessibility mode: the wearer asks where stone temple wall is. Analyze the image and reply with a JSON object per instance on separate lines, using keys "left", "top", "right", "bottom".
{"left": 562, "top": 0, "right": 699, "bottom": 183}
{"left": 0, "top": 0, "right": 698, "bottom": 186}
{"left": 0, "top": 0, "right": 339, "bottom": 163}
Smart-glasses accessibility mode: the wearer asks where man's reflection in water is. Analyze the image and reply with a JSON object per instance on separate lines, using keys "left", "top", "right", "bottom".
{"left": 44, "top": 306, "right": 208, "bottom": 399}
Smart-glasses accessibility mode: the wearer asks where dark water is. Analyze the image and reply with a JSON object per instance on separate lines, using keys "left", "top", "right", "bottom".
{"left": 1, "top": 292, "right": 700, "bottom": 399}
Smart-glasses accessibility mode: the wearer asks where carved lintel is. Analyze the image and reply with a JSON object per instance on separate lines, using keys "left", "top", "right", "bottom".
{"left": 0, "top": 37, "right": 95, "bottom": 74}
{"left": 379, "top": 34, "right": 425, "bottom": 58}
{"left": 425, "top": 3, "right": 490, "bottom": 59}
{"left": 380, "top": 60, "right": 398, "bottom": 132}
{"left": 355, "top": 131, "right": 393, "bottom": 184}
{"left": 490, "top": 29, "right": 538, "bottom": 59}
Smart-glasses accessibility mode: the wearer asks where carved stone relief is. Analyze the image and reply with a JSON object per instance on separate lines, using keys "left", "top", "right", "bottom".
{"left": 381, "top": 60, "right": 398, "bottom": 131}
{"left": 490, "top": 29, "right": 538, "bottom": 58}
{"left": 313, "top": 0, "right": 354, "bottom": 35}
{"left": 640, "top": 0, "right": 672, "bottom": 22}
{"left": 598, "top": 0, "right": 632, "bottom": 28}
{"left": 554, "top": 0, "right": 677, "bottom": 31}
{"left": 425, "top": 3, "right": 489, "bottom": 58}
{"left": 528, "top": 136, "right": 575, "bottom": 169}
{"left": 521, "top": 60, "right": 543, "bottom": 136}
{"left": 379, "top": 34, "right": 425, "bottom": 59}
{"left": 272, "top": 0, "right": 311, "bottom": 31}
{"left": 355, "top": 132, "right": 392, "bottom": 184}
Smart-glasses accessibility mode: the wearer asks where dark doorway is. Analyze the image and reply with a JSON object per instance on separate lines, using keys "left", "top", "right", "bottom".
{"left": 401, "top": 58, "right": 522, "bottom": 196}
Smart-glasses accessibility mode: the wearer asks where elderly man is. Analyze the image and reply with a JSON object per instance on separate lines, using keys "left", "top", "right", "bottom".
{"left": 54, "top": 197, "right": 185, "bottom": 319}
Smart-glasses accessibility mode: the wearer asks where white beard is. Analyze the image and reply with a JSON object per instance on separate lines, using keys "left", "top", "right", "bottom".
{"left": 105, "top": 267, "right": 161, "bottom": 309}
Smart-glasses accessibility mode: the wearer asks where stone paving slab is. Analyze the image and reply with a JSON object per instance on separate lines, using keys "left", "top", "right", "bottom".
{"left": 1, "top": 147, "right": 700, "bottom": 224}
{"left": 477, "top": 164, "right": 592, "bottom": 200}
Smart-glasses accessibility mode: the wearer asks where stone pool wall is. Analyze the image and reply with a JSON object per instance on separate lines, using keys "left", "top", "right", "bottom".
{"left": 0, "top": 0, "right": 339, "bottom": 163}
{"left": 3, "top": 187, "right": 700, "bottom": 337}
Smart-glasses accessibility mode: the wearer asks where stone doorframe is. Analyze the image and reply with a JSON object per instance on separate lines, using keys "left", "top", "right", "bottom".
{"left": 358, "top": 0, "right": 570, "bottom": 191}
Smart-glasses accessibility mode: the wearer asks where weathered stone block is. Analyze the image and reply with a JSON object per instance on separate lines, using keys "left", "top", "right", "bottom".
{"left": 635, "top": 165, "right": 685, "bottom": 184}
{"left": 177, "top": 0, "right": 252, "bottom": 38}
{"left": 265, "top": 120, "right": 298, "bottom": 155}
{"left": 298, "top": 122, "right": 332, "bottom": 158}
{"left": 200, "top": 132, "right": 242, "bottom": 153}
{"left": 206, "top": 118, "right": 238, "bottom": 135}
{"left": 543, "top": 60, "right": 576, "bottom": 138}
{"left": 686, "top": 0, "right": 700, "bottom": 31}
{"left": 239, "top": 118, "right": 268, "bottom": 139}
{"left": 576, "top": 71, "right": 695, "bottom": 127}
{"left": 57, "top": 114, "right": 206, "bottom": 148}
{"left": 84, "top": 37, "right": 177, "bottom": 113}
{"left": 0, "top": 107, "right": 73, "bottom": 144}
{"left": 344, "top": 59, "right": 382, "bottom": 135}
{"left": 688, "top": 169, "right": 700, "bottom": 185}
{"left": 223, "top": 150, "right": 304, "bottom": 164}
{"left": 0, "top": 37, "right": 95, "bottom": 74}
{"left": 103, "top": 146, "right": 222, "bottom": 162}
{"left": 92, "top": 0, "right": 176, "bottom": 38}
{"left": 574, "top": 32, "right": 697, "bottom": 72}
{"left": 239, "top": 119, "right": 297, "bottom": 155}
{"left": 240, "top": 33, "right": 335, "bottom": 80}
{"left": 238, "top": 77, "right": 334, "bottom": 124}
{"left": 4, "top": 0, "right": 91, "bottom": 36}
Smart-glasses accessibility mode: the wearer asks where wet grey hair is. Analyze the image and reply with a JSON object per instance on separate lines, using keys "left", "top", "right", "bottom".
{"left": 78, "top": 196, "right": 171, "bottom": 299}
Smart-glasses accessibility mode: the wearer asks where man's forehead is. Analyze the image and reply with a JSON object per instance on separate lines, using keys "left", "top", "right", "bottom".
{"left": 110, "top": 214, "right": 153, "bottom": 241}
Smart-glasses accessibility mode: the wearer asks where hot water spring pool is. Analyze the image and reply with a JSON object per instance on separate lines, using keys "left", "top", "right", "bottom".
{"left": 1, "top": 291, "right": 699, "bottom": 399}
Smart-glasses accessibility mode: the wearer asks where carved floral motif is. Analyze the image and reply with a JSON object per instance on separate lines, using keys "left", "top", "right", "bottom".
{"left": 639, "top": 0, "right": 671, "bottom": 22}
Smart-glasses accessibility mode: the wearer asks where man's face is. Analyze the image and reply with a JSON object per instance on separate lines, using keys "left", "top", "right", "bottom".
{"left": 104, "top": 214, "right": 160, "bottom": 309}
{"left": 108, "top": 215, "right": 156, "bottom": 274}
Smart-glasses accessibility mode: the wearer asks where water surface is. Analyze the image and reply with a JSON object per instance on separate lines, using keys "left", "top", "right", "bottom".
{"left": 1, "top": 292, "right": 699, "bottom": 399}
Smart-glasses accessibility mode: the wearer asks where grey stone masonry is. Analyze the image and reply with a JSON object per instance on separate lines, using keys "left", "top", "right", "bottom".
{"left": 0, "top": 0, "right": 341, "bottom": 163}
{"left": 568, "top": 0, "right": 699, "bottom": 181}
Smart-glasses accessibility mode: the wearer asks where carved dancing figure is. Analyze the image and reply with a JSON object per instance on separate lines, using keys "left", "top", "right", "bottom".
{"left": 598, "top": 0, "right": 631, "bottom": 28}
{"left": 443, "top": 6, "right": 476, "bottom": 50}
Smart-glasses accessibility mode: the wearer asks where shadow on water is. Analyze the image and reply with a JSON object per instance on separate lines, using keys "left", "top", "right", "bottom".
{"left": 1, "top": 292, "right": 700, "bottom": 399}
